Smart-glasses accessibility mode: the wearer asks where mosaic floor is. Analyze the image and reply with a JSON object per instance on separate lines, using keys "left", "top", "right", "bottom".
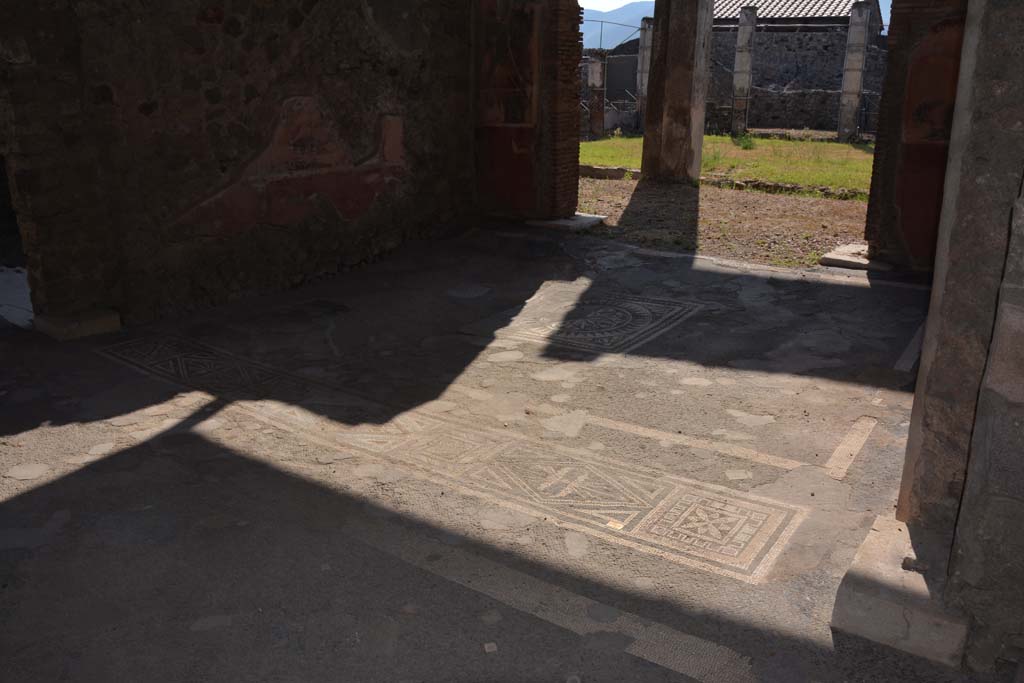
{"left": 466, "top": 283, "right": 706, "bottom": 354}
{"left": 7, "top": 229, "right": 967, "bottom": 682}
{"left": 102, "top": 333, "right": 805, "bottom": 583}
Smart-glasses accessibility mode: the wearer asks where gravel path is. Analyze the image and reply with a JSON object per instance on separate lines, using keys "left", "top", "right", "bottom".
{"left": 579, "top": 178, "right": 868, "bottom": 268}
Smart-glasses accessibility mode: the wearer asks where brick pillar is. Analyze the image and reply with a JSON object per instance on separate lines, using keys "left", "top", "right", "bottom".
{"left": 545, "top": 0, "right": 584, "bottom": 218}
{"left": 731, "top": 6, "right": 756, "bottom": 136}
{"left": 587, "top": 59, "right": 606, "bottom": 139}
{"left": 641, "top": 0, "right": 714, "bottom": 183}
{"left": 475, "top": 0, "right": 581, "bottom": 220}
{"left": 838, "top": 2, "right": 872, "bottom": 141}
{"left": 637, "top": 17, "right": 654, "bottom": 120}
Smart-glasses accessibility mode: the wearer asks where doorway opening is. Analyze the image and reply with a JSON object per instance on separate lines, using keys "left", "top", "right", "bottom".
{"left": 560, "top": 0, "right": 973, "bottom": 669}
{"left": 576, "top": 5, "right": 896, "bottom": 272}
{"left": 0, "top": 157, "right": 33, "bottom": 329}
{"left": 0, "top": 158, "right": 24, "bottom": 268}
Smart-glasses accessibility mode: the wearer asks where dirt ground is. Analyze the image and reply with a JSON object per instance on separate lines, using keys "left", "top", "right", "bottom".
{"left": 578, "top": 178, "right": 869, "bottom": 268}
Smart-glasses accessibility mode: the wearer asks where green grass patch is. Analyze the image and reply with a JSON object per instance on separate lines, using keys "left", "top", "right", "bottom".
{"left": 580, "top": 134, "right": 875, "bottom": 197}
{"left": 578, "top": 135, "right": 647, "bottom": 169}
{"left": 731, "top": 134, "right": 757, "bottom": 150}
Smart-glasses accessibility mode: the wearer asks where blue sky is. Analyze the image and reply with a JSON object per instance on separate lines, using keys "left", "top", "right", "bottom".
{"left": 579, "top": 0, "right": 892, "bottom": 25}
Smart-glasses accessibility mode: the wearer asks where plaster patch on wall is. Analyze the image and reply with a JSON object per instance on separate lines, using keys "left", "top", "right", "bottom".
{"left": 176, "top": 97, "right": 406, "bottom": 235}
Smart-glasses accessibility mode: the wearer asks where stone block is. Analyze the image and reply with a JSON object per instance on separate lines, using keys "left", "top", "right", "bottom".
{"left": 527, "top": 213, "right": 606, "bottom": 231}
{"left": 578, "top": 164, "right": 638, "bottom": 180}
{"left": 34, "top": 309, "right": 121, "bottom": 340}
{"left": 819, "top": 243, "right": 893, "bottom": 271}
{"left": 831, "top": 515, "right": 968, "bottom": 668}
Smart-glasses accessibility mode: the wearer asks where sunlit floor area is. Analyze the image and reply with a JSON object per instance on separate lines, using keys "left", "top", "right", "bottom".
{"left": 0, "top": 227, "right": 998, "bottom": 681}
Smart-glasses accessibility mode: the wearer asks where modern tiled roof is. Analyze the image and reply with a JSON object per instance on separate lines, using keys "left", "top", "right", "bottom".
{"left": 714, "top": 0, "right": 864, "bottom": 20}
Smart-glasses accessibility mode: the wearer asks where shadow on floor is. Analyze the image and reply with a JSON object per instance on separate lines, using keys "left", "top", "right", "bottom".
{"left": 611, "top": 179, "right": 702, "bottom": 252}
{"left": 0, "top": 221, "right": 1001, "bottom": 680}
{"left": 0, "top": 418, "right": 1001, "bottom": 682}
{"left": 1, "top": 221, "right": 928, "bottom": 444}
{"left": 554, "top": 178, "right": 928, "bottom": 375}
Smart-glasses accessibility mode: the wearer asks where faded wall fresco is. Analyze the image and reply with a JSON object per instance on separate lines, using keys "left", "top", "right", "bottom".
{"left": 1, "top": 0, "right": 475, "bottom": 322}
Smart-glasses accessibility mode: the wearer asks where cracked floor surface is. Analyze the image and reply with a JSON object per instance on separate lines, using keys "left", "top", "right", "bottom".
{"left": 0, "top": 227, "right": 1004, "bottom": 682}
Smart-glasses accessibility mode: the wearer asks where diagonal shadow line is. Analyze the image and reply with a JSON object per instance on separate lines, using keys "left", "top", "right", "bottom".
{"left": 95, "top": 335, "right": 809, "bottom": 583}
{"left": 530, "top": 225, "right": 929, "bottom": 385}
{"left": 1, "top": 226, "right": 928, "bottom": 449}
{"left": 0, "top": 427, "right": 993, "bottom": 682}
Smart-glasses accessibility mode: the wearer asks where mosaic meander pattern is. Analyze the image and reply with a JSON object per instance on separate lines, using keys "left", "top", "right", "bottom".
{"left": 468, "top": 283, "right": 705, "bottom": 354}
{"left": 102, "top": 336, "right": 805, "bottom": 583}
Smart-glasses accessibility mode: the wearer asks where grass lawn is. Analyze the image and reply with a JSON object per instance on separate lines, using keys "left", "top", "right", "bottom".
{"left": 580, "top": 135, "right": 875, "bottom": 197}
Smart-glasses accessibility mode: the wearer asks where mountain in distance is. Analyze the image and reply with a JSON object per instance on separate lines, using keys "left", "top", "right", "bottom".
{"left": 582, "top": 2, "right": 656, "bottom": 50}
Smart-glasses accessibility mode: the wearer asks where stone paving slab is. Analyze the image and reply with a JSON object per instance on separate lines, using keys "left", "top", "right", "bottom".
{"left": 463, "top": 282, "right": 707, "bottom": 354}
{"left": 102, "top": 334, "right": 805, "bottom": 583}
{"left": 1, "top": 228, "right": 1002, "bottom": 682}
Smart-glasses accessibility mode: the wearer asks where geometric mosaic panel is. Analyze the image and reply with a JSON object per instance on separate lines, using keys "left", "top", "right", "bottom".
{"left": 100, "top": 335, "right": 805, "bottom": 583}
{"left": 462, "top": 441, "right": 674, "bottom": 531}
{"left": 466, "top": 283, "right": 705, "bottom": 354}
{"left": 102, "top": 337, "right": 312, "bottom": 402}
{"left": 633, "top": 489, "right": 796, "bottom": 577}
{"left": 458, "top": 440, "right": 802, "bottom": 581}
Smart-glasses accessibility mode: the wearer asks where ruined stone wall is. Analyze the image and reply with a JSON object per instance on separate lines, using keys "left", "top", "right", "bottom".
{"left": 746, "top": 89, "right": 882, "bottom": 133}
{"left": 749, "top": 87, "right": 841, "bottom": 132}
{"left": 951, "top": 179, "right": 1024, "bottom": 670}
{"left": 708, "top": 27, "right": 887, "bottom": 132}
{"left": 709, "top": 31, "right": 737, "bottom": 108}
{"left": 0, "top": 0, "right": 475, "bottom": 323}
{"left": 939, "top": 0, "right": 1024, "bottom": 668}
